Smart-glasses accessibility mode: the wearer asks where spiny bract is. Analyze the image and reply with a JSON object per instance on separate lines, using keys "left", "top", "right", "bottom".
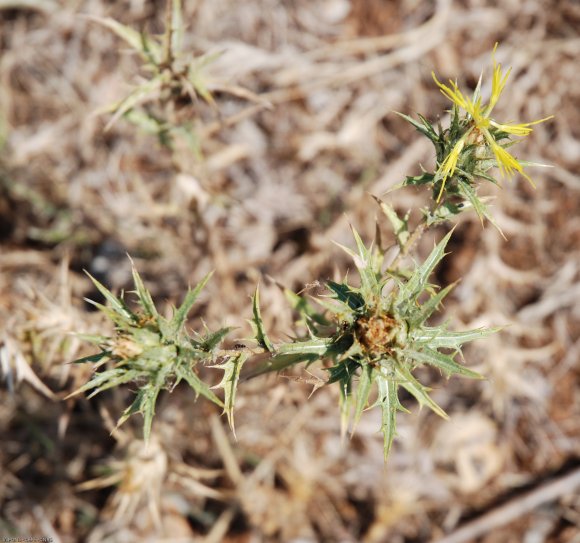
{"left": 68, "top": 266, "right": 233, "bottom": 441}
{"left": 277, "top": 219, "right": 496, "bottom": 458}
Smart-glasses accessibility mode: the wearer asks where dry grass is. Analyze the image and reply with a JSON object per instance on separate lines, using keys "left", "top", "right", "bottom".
{"left": 1, "top": 0, "right": 579, "bottom": 541}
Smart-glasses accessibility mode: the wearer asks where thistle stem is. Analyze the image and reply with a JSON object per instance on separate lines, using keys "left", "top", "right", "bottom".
{"left": 388, "top": 218, "right": 428, "bottom": 272}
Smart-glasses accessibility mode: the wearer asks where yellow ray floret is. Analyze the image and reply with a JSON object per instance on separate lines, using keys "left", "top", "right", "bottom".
{"left": 490, "top": 117, "right": 554, "bottom": 137}
{"left": 487, "top": 139, "right": 535, "bottom": 187}
{"left": 436, "top": 137, "right": 466, "bottom": 202}
{"left": 487, "top": 43, "right": 511, "bottom": 114}
{"left": 431, "top": 44, "right": 552, "bottom": 190}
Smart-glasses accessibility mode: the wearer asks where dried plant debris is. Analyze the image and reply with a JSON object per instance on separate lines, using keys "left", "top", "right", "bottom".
{"left": 0, "top": 0, "right": 579, "bottom": 541}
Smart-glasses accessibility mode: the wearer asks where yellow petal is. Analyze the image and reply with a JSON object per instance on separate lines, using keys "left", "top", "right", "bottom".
{"left": 488, "top": 43, "right": 511, "bottom": 114}
{"left": 490, "top": 116, "right": 554, "bottom": 136}
{"left": 468, "top": 97, "right": 489, "bottom": 127}
{"left": 488, "top": 140, "right": 535, "bottom": 187}
{"left": 492, "top": 143, "right": 519, "bottom": 176}
{"left": 432, "top": 72, "right": 469, "bottom": 111}
{"left": 436, "top": 139, "right": 465, "bottom": 201}
{"left": 439, "top": 139, "right": 465, "bottom": 179}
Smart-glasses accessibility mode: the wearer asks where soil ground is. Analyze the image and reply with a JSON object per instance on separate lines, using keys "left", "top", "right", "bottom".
{"left": 1, "top": 1, "right": 579, "bottom": 542}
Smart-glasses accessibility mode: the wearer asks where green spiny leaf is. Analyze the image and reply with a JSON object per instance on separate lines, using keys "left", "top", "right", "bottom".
{"left": 425, "top": 201, "right": 463, "bottom": 225}
{"left": 123, "top": 109, "right": 169, "bottom": 139}
{"left": 312, "top": 295, "right": 355, "bottom": 322}
{"left": 376, "top": 368, "right": 407, "bottom": 459}
{"left": 337, "top": 337, "right": 363, "bottom": 363}
{"left": 242, "top": 336, "right": 338, "bottom": 380}
{"left": 130, "top": 264, "right": 158, "bottom": 318}
{"left": 326, "top": 281, "right": 365, "bottom": 312}
{"left": 409, "top": 283, "right": 456, "bottom": 327}
{"left": 417, "top": 113, "right": 440, "bottom": 140}
{"left": 72, "top": 350, "right": 111, "bottom": 364}
{"left": 404, "top": 172, "right": 435, "bottom": 186}
{"left": 396, "top": 364, "right": 448, "bottom": 419}
{"left": 174, "top": 363, "right": 223, "bottom": 407}
{"left": 85, "top": 272, "right": 136, "bottom": 323}
{"left": 250, "top": 286, "right": 274, "bottom": 352}
{"left": 411, "top": 326, "right": 500, "bottom": 349}
{"left": 404, "top": 347, "right": 483, "bottom": 379}
{"left": 88, "top": 16, "right": 162, "bottom": 63}
{"left": 338, "top": 366, "right": 355, "bottom": 439}
{"left": 351, "top": 226, "right": 379, "bottom": 286}
{"left": 450, "top": 103, "right": 461, "bottom": 135}
{"left": 214, "top": 351, "right": 249, "bottom": 434}
{"left": 245, "top": 351, "right": 320, "bottom": 379}
{"left": 198, "top": 326, "right": 235, "bottom": 353}
{"left": 395, "top": 111, "right": 438, "bottom": 143}
{"left": 335, "top": 226, "right": 381, "bottom": 300}
{"left": 474, "top": 169, "right": 501, "bottom": 185}
{"left": 187, "top": 52, "right": 223, "bottom": 107}
{"left": 374, "top": 197, "right": 410, "bottom": 248}
{"left": 352, "top": 363, "right": 374, "bottom": 433}
{"left": 397, "top": 230, "right": 453, "bottom": 306}
{"left": 285, "top": 288, "right": 329, "bottom": 327}
{"left": 188, "top": 67, "right": 215, "bottom": 106}
{"left": 326, "top": 357, "right": 360, "bottom": 385}
{"left": 165, "top": 271, "right": 213, "bottom": 340}
{"left": 116, "top": 383, "right": 162, "bottom": 442}
{"left": 333, "top": 240, "right": 361, "bottom": 264}
{"left": 277, "top": 336, "right": 340, "bottom": 358}
{"left": 141, "top": 386, "right": 161, "bottom": 443}
{"left": 84, "top": 300, "right": 134, "bottom": 328}
{"left": 103, "top": 77, "right": 164, "bottom": 131}
{"left": 86, "top": 369, "right": 146, "bottom": 399}
{"left": 457, "top": 179, "right": 505, "bottom": 238}
{"left": 65, "top": 367, "right": 125, "bottom": 399}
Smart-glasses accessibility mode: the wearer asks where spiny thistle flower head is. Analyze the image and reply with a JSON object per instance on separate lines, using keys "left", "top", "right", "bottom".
{"left": 67, "top": 266, "right": 232, "bottom": 441}
{"left": 431, "top": 44, "right": 552, "bottom": 199}
{"left": 400, "top": 44, "right": 552, "bottom": 228}
{"left": 263, "top": 206, "right": 497, "bottom": 458}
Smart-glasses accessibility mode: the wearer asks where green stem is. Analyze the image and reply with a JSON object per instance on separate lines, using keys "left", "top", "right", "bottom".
{"left": 388, "top": 218, "right": 428, "bottom": 273}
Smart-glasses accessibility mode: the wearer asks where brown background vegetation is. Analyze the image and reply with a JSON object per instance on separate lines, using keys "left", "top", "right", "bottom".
{"left": 0, "top": 0, "right": 579, "bottom": 541}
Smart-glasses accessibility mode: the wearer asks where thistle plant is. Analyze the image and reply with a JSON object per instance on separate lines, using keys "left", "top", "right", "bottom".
{"left": 71, "top": 46, "right": 551, "bottom": 460}
{"left": 247, "top": 221, "right": 498, "bottom": 457}
{"left": 66, "top": 267, "right": 228, "bottom": 442}
{"left": 92, "top": 0, "right": 264, "bottom": 152}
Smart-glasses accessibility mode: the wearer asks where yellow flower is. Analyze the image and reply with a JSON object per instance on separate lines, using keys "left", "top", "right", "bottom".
{"left": 489, "top": 141, "right": 532, "bottom": 182}
{"left": 432, "top": 44, "right": 552, "bottom": 191}
{"left": 436, "top": 137, "right": 466, "bottom": 201}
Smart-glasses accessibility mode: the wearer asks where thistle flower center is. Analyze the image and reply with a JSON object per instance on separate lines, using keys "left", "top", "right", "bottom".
{"left": 355, "top": 314, "right": 403, "bottom": 355}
